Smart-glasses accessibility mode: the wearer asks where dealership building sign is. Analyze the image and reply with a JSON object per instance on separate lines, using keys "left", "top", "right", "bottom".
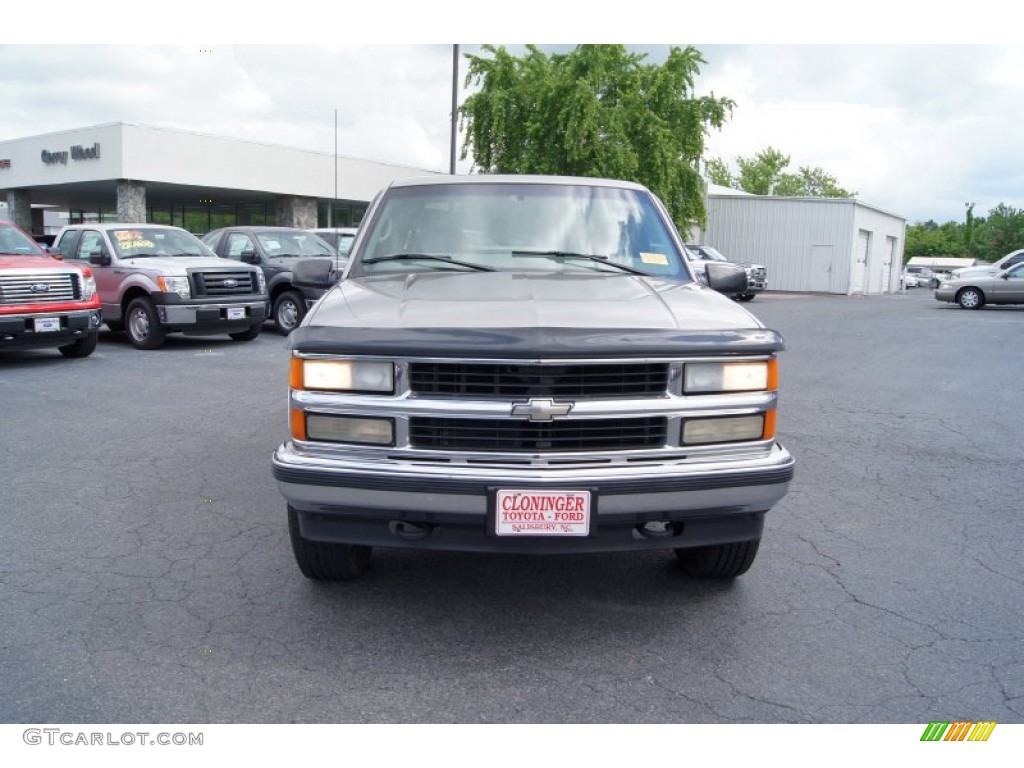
{"left": 41, "top": 143, "right": 101, "bottom": 165}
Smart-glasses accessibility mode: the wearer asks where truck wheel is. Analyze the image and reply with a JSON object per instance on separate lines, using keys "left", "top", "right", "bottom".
{"left": 273, "top": 290, "right": 305, "bottom": 335}
{"left": 125, "top": 297, "right": 167, "bottom": 350}
{"left": 229, "top": 324, "right": 261, "bottom": 342}
{"left": 956, "top": 287, "right": 984, "bottom": 310}
{"left": 58, "top": 331, "right": 98, "bottom": 358}
{"left": 288, "top": 505, "right": 371, "bottom": 581}
{"left": 675, "top": 539, "right": 760, "bottom": 578}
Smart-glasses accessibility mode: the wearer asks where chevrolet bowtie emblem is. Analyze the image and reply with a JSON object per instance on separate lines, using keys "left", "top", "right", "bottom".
{"left": 510, "top": 398, "right": 573, "bottom": 422}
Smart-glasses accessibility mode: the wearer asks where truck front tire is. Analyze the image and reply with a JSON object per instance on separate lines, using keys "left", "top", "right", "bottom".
{"left": 675, "top": 539, "right": 760, "bottom": 578}
{"left": 229, "top": 324, "right": 261, "bottom": 341}
{"left": 125, "top": 297, "right": 167, "bottom": 350}
{"left": 58, "top": 331, "right": 99, "bottom": 358}
{"left": 288, "top": 505, "right": 371, "bottom": 581}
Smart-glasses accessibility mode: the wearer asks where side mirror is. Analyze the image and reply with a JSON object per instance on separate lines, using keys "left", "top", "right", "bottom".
{"left": 293, "top": 258, "right": 336, "bottom": 289}
{"left": 240, "top": 250, "right": 259, "bottom": 264}
{"left": 705, "top": 262, "right": 747, "bottom": 294}
{"left": 89, "top": 250, "right": 111, "bottom": 266}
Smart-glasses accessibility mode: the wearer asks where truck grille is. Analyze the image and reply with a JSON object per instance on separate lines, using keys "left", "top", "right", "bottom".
{"left": 409, "top": 363, "right": 669, "bottom": 399}
{"left": 408, "top": 416, "right": 667, "bottom": 452}
{"left": 191, "top": 269, "right": 256, "bottom": 297}
{"left": 0, "top": 272, "right": 79, "bottom": 305}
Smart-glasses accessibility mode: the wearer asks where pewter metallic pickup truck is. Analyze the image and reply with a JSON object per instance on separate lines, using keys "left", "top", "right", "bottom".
{"left": 52, "top": 224, "right": 266, "bottom": 349}
{"left": 272, "top": 176, "right": 795, "bottom": 581}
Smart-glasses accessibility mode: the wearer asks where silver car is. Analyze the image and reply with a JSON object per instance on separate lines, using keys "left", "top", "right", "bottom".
{"left": 935, "top": 262, "right": 1024, "bottom": 309}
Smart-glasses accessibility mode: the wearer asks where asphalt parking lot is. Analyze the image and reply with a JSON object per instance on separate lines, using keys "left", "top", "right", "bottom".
{"left": 1, "top": 288, "right": 1021, "bottom": 724}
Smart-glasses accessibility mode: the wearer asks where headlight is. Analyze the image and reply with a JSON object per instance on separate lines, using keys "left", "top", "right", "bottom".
{"left": 79, "top": 273, "right": 97, "bottom": 300}
{"left": 291, "top": 357, "right": 395, "bottom": 393}
{"left": 156, "top": 275, "right": 191, "bottom": 299}
{"left": 684, "top": 360, "right": 775, "bottom": 394}
{"left": 303, "top": 414, "right": 394, "bottom": 445}
{"left": 682, "top": 415, "right": 766, "bottom": 445}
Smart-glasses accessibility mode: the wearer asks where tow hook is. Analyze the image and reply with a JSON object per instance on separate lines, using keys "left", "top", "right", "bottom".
{"left": 389, "top": 520, "right": 434, "bottom": 541}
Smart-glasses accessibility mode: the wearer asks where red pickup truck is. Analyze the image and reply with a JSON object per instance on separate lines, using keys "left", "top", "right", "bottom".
{"left": 0, "top": 220, "right": 102, "bottom": 358}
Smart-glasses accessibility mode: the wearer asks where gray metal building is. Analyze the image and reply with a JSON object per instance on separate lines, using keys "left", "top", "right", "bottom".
{"left": 694, "top": 192, "right": 907, "bottom": 295}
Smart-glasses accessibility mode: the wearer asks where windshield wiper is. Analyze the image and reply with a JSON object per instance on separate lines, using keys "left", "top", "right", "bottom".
{"left": 119, "top": 253, "right": 158, "bottom": 258}
{"left": 361, "top": 253, "right": 495, "bottom": 272}
{"left": 510, "top": 250, "right": 649, "bottom": 276}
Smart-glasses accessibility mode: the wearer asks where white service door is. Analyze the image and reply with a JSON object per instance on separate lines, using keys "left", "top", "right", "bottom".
{"left": 851, "top": 230, "right": 870, "bottom": 294}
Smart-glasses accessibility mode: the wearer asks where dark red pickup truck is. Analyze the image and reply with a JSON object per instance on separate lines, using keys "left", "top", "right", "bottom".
{"left": 0, "top": 220, "right": 102, "bottom": 358}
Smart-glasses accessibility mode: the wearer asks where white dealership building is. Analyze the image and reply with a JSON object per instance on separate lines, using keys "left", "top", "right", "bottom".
{"left": 0, "top": 122, "right": 439, "bottom": 236}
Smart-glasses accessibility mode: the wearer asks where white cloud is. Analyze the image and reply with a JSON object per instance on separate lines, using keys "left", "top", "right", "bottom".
{"left": 1, "top": 39, "right": 1022, "bottom": 223}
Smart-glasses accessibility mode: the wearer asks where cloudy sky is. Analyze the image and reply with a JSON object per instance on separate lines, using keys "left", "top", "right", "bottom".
{"left": 4, "top": 3, "right": 1020, "bottom": 224}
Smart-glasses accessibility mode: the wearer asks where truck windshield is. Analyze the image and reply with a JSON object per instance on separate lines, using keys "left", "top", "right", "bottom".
{"left": 0, "top": 224, "right": 46, "bottom": 256}
{"left": 353, "top": 183, "right": 690, "bottom": 281}
{"left": 109, "top": 228, "right": 214, "bottom": 259}
{"left": 256, "top": 231, "right": 335, "bottom": 258}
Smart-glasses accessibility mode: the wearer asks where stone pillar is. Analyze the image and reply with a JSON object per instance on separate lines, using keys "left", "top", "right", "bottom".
{"left": 275, "top": 196, "right": 318, "bottom": 229}
{"left": 5, "top": 189, "right": 33, "bottom": 232}
{"left": 116, "top": 180, "right": 147, "bottom": 223}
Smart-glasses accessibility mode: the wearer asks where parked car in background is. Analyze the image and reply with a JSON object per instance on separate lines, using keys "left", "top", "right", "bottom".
{"left": 1, "top": 220, "right": 102, "bottom": 358}
{"left": 903, "top": 265, "right": 933, "bottom": 286}
{"left": 900, "top": 271, "right": 920, "bottom": 289}
{"left": 203, "top": 226, "right": 338, "bottom": 335}
{"left": 52, "top": 223, "right": 266, "bottom": 349}
{"left": 934, "top": 262, "right": 1024, "bottom": 309}
{"left": 685, "top": 244, "right": 766, "bottom": 301}
{"left": 312, "top": 227, "right": 358, "bottom": 259}
{"left": 950, "top": 249, "right": 1024, "bottom": 282}
{"left": 929, "top": 271, "right": 951, "bottom": 289}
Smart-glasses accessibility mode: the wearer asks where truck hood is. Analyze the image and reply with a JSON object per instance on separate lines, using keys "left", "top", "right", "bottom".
{"left": 293, "top": 272, "right": 784, "bottom": 357}
{"left": 117, "top": 256, "right": 253, "bottom": 274}
{"left": 0, "top": 254, "right": 77, "bottom": 270}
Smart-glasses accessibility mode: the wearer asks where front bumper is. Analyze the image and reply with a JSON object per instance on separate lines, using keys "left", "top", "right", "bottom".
{"left": 0, "top": 308, "right": 102, "bottom": 351}
{"left": 150, "top": 294, "right": 267, "bottom": 331}
{"left": 273, "top": 442, "right": 795, "bottom": 553}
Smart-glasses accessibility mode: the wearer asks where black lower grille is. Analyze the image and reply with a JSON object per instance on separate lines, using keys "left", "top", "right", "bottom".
{"left": 409, "top": 362, "right": 669, "bottom": 398}
{"left": 409, "top": 417, "right": 667, "bottom": 452}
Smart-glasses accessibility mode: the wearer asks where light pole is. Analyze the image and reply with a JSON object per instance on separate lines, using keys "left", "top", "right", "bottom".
{"left": 450, "top": 44, "right": 459, "bottom": 175}
{"left": 965, "top": 202, "right": 974, "bottom": 260}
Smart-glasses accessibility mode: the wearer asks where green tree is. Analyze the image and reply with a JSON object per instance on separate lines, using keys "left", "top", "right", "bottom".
{"left": 704, "top": 157, "right": 735, "bottom": 188}
{"left": 707, "top": 147, "right": 855, "bottom": 198}
{"left": 905, "top": 220, "right": 966, "bottom": 261}
{"left": 973, "top": 203, "right": 1024, "bottom": 261}
{"left": 459, "top": 44, "right": 735, "bottom": 229}
{"left": 736, "top": 147, "right": 791, "bottom": 195}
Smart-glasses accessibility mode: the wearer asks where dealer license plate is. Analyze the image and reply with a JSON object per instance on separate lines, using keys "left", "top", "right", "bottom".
{"left": 495, "top": 490, "right": 591, "bottom": 537}
{"left": 34, "top": 317, "right": 60, "bottom": 332}
{"left": 226, "top": 307, "right": 246, "bottom": 320}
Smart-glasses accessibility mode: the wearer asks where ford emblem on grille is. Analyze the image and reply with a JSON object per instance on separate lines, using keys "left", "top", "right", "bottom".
{"left": 29, "top": 283, "right": 51, "bottom": 293}
{"left": 510, "top": 398, "right": 574, "bottom": 422}
{"left": 223, "top": 279, "right": 239, "bottom": 288}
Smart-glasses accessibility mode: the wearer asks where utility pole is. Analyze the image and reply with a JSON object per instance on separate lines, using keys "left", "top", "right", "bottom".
{"left": 450, "top": 44, "right": 459, "bottom": 175}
